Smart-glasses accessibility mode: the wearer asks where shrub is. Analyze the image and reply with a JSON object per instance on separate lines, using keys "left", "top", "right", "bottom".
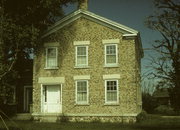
{"left": 60, "top": 114, "right": 69, "bottom": 122}
{"left": 136, "top": 110, "right": 148, "bottom": 122}
{"left": 154, "top": 105, "right": 175, "bottom": 115}
{"left": 142, "top": 93, "right": 158, "bottom": 113}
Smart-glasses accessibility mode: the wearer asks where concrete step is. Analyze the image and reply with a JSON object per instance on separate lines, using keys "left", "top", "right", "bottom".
{"left": 40, "top": 116, "right": 58, "bottom": 122}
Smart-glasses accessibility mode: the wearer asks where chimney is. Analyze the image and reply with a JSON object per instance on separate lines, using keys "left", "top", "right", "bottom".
{"left": 78, "top": 0, "right": 88, "bottom": 10}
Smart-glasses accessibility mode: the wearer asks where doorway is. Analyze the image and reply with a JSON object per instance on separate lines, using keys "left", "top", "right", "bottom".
{"left": 24, "top": 86, "right": 32, "bottom": 112}
{"left": 42, "top": 85, "right": 61, "bottom": 113}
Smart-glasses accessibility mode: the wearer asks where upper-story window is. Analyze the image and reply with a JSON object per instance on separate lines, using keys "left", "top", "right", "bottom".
{"left": 103, "top": 39, "right": 119, "bottom": 67}
{"left": 76, "top": 46, "right": 88, "bottom": 66}
{"left": 74, "top": 41, "right": 90, "bottom": 68}
{"left": 46, "top": 47, "right": 58, "bottom": 68}
{"left": 105, "top": 44, "right": 118, "bottom": 66}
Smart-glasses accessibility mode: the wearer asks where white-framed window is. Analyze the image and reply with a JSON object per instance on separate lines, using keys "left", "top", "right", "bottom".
{"left": 46, "top": 47, "right": 58, "bottom": 68}
{"left": 105, "top": 80, "right": 119, "bottom": 104}
{"left": 75, "top": 80, "right": 88, "bottom": 104}
{"left": 75, "top": 46, "right": 88, "bottom": 67}
{"left": 105, "top": 44, "right": 118, "bottom": 66}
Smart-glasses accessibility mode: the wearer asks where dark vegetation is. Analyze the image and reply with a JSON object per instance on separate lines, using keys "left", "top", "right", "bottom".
{"left": 1, "top": 115, "right": 180, "bottom": 130}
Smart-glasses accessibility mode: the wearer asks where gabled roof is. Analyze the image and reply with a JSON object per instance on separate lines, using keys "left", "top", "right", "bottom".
{"left": 42, "top": 9, "right": 143, "bottom": 57}
{"left": 42, "top": 9, "right": 139, "bottom": 38}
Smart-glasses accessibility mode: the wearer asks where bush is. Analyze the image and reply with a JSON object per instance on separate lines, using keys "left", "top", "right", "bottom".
{"left": 154, "top": 105, "right": 175, "bottom": 115}
{"left": 136, "top": 110, "right": 148, "bottom": 122}
{"left": 142, "top": 93, "right": 158, "bottom": 113}
{"left": 59, "top": 114, "right": 69, "bottom": 122}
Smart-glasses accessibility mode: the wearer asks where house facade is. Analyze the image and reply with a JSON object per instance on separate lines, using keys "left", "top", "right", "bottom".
{"left": 32, "top": 1, "right": 143, "bottom": 123}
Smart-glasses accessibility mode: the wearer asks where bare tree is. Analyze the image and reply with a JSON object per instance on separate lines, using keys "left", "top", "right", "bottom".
{"left": 145, "top": 0, "right": 180, "bottom": 110}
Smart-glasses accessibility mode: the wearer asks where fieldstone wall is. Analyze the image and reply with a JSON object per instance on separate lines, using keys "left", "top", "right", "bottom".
{"left": 32, "top": 17, "right": 142, "bottom": 121}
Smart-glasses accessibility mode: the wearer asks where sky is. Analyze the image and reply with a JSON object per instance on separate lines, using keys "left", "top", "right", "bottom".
{"left": 63, "top": 0, "right": 162, "bottom": 75}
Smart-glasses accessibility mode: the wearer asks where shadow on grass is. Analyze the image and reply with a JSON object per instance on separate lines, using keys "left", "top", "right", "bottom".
{"left": 1, "top": 115, "right": 180, "bottom": 130}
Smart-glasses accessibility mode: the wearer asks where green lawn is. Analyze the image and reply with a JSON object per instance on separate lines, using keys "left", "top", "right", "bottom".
{"left": 1, "top": 115, "right": 180, "bottom": 130}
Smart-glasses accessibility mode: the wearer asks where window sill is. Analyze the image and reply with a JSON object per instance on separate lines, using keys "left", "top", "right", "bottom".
{"left": 104, "top": 64, "right": 119, "bottom": 68}
{"left": 104, "top": 103, "right": 119, "bottom": 106}
{"left": 74, "top": 66, "right": 90, "bottom": 69}
{"left": 75, "top": 103, "right": 89, "bottom": 106}
{"left": 44, "top": 67, "right": 59, "bottom": 70}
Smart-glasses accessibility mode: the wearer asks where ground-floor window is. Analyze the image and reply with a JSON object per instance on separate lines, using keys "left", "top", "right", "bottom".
{"left": 105, "top": 80, "right": 118, "bottom": 103}
{"left": 75, "top": 80, "right": 88, "bottom": 104}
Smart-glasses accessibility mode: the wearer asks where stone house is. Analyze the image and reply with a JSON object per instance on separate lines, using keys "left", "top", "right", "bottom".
{"left": 32, "top": 0, "right": 143, "bottom": 122}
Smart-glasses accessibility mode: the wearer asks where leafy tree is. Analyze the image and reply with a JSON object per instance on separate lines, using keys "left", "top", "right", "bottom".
{"left": 145, "top": 0, "right": 180, "bottom": 110}
{"left": 0, "top": 0, "right": 77, "bottom": 104}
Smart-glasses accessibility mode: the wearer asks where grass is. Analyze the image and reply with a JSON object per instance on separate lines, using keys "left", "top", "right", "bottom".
{"left": 1, "top": 115, "right": 180, "bottom": 130}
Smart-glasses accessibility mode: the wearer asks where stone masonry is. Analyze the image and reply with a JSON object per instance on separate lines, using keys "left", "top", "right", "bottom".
{"left": 32, "top": 16, "right": 142, "bottom": 122}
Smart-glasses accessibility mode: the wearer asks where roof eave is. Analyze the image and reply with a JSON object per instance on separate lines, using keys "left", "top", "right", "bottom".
{"left": 41, "top": 9, "right": 139, "bottom": 38}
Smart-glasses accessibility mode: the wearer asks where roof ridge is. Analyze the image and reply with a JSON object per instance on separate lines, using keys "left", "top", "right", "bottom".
{"left": 42, "top": 9, "right": 139, "bottom": 38}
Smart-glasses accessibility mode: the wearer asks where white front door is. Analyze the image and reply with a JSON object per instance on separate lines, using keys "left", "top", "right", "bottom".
{"left": 42, "top": 85, "right": 61, "bottom": 113}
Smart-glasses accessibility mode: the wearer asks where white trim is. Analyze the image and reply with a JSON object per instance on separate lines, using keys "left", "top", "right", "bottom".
{"left": 74, "top": 66, "right": 90, "bottom": 69}
{"left": 24, "top": 85, "right": 32, "bottom": 112}
{"left": 73, "top": 75, "right": 90, "bottom": 80}
{"left": 103, "top": 74, "right": 120, "bottom": 79}
{"left": 45, "top": 47, "right": 58, "bottom": 69}
{"left": 104, "top": 44, "right": 118, "bottom": 66}
{"left": 41, "top": 84, "right": 43, "bottom": 113}
{"left": 38, "top": 77, "right": 65, "bottom": 84}
{"left": 42, "top": 9, "right": 138, "bottom": 38}
{"left": 75, "top": 80, "right": 89, "bottom": 105}
{"left": 41, "top": 84, "right": 62, "bottom": 113}
{"left": 75, "top": 46, "right": 88, "bottom": 67}
{"left": 122, "top": 34, "right": 137, "bottom": 37}
{"left": 102, "top": 39, "right": 120, "bottom": 44}
{"left": 105, "top": 80, "right": 119, "bottom": 104}
{"left": 73, "top": 41, "right": 90, "bottom": 46}
{"left": 44, "top": 42, "right": 59, "bottom": 47}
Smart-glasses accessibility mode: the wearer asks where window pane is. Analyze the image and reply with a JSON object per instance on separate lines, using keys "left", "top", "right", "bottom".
{"left": 106, "top": 55, "right": 116, "bottom": 63}
{"left": 107, "top": 92, "right": 117, "bottom": 101}
{"left": 77, "top": 47, "right": 86, "bottom": 55}
{"left": 77, "top": 92, "right": 87, "bottom": 102}
{"left": 47, "top": 58, "right": 57, "bottom": 67}
{"left": 47, "top": 48, "right": 56, "bottom": 58}
{"left": 77, "top": 56, "right": 87, "bottom": 65}
{"left": 106, "top": 45, "right": 116, "bottom": 54}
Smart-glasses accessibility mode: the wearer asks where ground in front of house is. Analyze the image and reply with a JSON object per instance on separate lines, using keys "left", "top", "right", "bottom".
{"left": 1, "top": 115, "right": 180, "bottom": 130}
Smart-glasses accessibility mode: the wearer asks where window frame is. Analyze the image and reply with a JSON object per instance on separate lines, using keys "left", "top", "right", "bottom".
{"left": 105, "top": 79, "right": 119, "bottom": 104}
{"left": 75, "top": 80, "right": 89, "bottom": 105}
{"left": 104, "top": 44, "right": 118, "bottom": 67}
{"left": 75, "top": 46, "right": 88, "bottom": 67}
{"left": 45, "top": 47, "right": 58, "bottom": 69}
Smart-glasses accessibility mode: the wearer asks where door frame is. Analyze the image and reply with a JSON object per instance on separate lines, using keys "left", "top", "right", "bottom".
{"left": 24, "top": 85, "right": 32, "bottom": 112}
{"left": 41, "top": 84, "right": 62, "bottom": 113}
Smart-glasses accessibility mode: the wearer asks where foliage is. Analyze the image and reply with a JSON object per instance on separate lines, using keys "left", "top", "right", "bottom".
{"left": 136, "top": 110, "right": 148, "bottom": 122}
{"left": 145, "top": 0, "right": 180, "bottom": 110}
{"left": 2, "top": 117, "right": 180, "bottom": 130}
{"left": 142, "top": 92, "right": 158, "bottom": 113}
{"left": 59, "top": 114, "right": 69, "bottom": 122}
{"left": 154, "top": 105, "right": 175, "bottom": 115}
{"left": 0, "top": 0, "right": 77, "bottom": 104}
